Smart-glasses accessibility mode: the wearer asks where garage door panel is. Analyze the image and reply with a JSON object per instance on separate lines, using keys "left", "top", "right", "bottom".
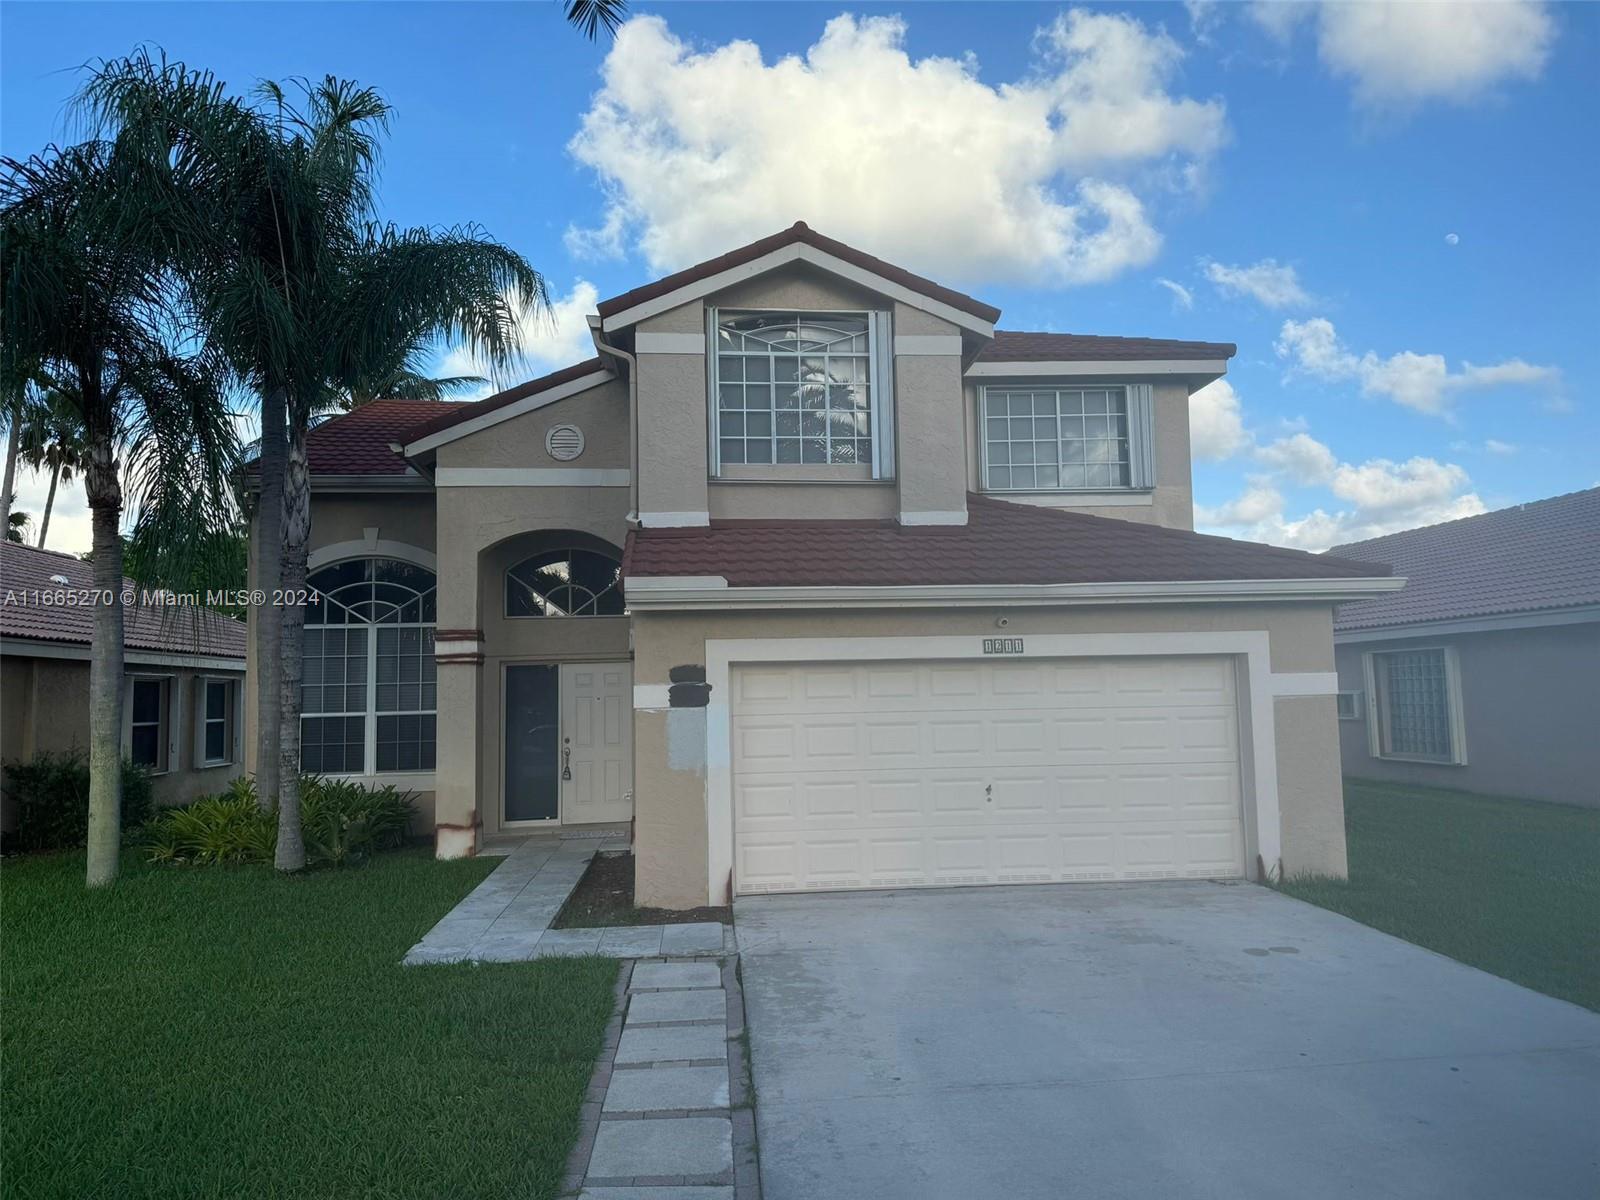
{"left": 732, "top": 657, "right": 1247, "bottom": 894}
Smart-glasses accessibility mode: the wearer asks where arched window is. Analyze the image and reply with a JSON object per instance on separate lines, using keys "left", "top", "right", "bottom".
{"left": 505, "top": 547, "right": 624, "bottom": 617}
{"left": 302, "top": 557, "right": 436, "bottom": 775}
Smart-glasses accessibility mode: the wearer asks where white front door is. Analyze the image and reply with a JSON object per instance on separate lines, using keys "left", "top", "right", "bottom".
{"left": 731, "top": 656, "right": 1246, "bottom": 894}
{"left": 559, "top": 662, "right": 633, "bottom": 825}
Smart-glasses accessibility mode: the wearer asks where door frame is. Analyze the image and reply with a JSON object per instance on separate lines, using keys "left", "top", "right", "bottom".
{"left": 498, "top": 657, "right": 636, "bottom": 830}
{"left": 703, "top": 631, "right": 1342, "bottom": 903}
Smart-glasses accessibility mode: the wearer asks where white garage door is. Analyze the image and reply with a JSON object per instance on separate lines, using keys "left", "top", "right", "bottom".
{"left": 732, "top": 657, "right": 1246, "bottom": 895}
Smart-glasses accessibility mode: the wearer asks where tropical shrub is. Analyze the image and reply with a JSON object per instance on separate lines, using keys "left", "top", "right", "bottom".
{"left": 144, "top": 775, "right": 414, "bottom": 867}
{"left": 4, "top": 751, "right": 154, "bottom": 852}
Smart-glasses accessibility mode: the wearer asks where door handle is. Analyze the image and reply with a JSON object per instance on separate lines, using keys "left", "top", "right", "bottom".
{"left": 561, "top": 739, "right": 572, "bottom": 781}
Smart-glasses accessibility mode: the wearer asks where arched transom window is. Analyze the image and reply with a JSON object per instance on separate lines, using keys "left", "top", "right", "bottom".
{"left": 505, "top": 547, "right": 623, "bottom": 617}
{"left": 303, "top": 557, "right": 436, "bottom": 775}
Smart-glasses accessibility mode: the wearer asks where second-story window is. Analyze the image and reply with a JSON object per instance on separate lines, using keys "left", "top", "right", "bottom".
{"left": 710, "top": 310, "right": 892, "bottom": 477}
{"left": 980, "top": 384, "right": 1154, "bottom": 492}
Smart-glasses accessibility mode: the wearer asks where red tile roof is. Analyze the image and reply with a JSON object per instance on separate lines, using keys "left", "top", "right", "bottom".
{"left": 2, "top": 542, "right": 246, "bottom": 659}
{"left": 596, "top": 222, "right": 1003, "bottom": 325}
{"left": 1328, "top": 487, "right": 1600, "bottom": 632}
{"left": 402, "top": 358, "right": 609, "bottom": 445}
{"left": 302, "top": 400, "right": 456, "bottom": 476}
{"left": 623, "top": 494, "right": 1390, "bottom": 589}
{"left": 977, "top": 330, "right": 1237, "bottom": 362}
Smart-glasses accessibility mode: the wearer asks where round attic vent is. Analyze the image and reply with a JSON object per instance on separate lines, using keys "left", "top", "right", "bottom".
{"left": 546, "top": 424, "right": 585, "bottom": 462}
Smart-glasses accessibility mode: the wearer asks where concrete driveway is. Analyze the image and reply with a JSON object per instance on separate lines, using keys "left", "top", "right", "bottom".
{"left": 736, "top": 882, "right": 1600, "bottom": 1200}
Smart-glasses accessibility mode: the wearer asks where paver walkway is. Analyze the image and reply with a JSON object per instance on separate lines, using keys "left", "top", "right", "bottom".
{"left": 565, "top": 959, "right": 758, "bottom": 1199}
{"left": 403, "top": 839, "right": 736, "bottom": 964}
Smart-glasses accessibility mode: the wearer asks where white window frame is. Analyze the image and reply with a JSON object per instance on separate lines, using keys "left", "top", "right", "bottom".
{"left": 1362, "top": 646, "right": 1468, "bottom": 765}
{"left": 123, "top": 674, "right": 178, "bottom": 775}
{"left": 194, "top": 676, "right": 240, "bottom": 767}
{"left": 706, "top": 307, "right": 896, "bottom": 480}
{"left": 978, "top": 382, "right": 1154, "bottom": 493}
{"left": 1335, "top": 690, "right": 1364, "bottom": 721}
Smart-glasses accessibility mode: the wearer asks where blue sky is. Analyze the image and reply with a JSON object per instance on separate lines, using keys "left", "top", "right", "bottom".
{"left": 3, "top": 1, "right": 1595, "bottom": 554}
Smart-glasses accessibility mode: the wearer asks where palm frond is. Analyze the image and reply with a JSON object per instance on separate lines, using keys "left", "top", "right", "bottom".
{"left": 564, "top": 0, "right": 627, "bottom": 40}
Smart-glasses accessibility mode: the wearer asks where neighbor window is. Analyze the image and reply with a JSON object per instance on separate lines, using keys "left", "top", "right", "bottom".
{"left": 127, "top": 677, "right": 171, "bottom": 772}
{"left": 1366, "top": 647, "right": 1465, "bottom": 764}
{"left": 709, "top": 309, "right": 894, "bottom": 478}
{"left": 302, "top": 558, "right": 436, "bottom": 775}
{"left": 506, "top": 548, "right": 624, "bottom": 617}
{"left": 198, "top": 677, "right": 238, "bottom": 766}
{"left": 980, "top": 385, "right": 1153, "bottom": 492}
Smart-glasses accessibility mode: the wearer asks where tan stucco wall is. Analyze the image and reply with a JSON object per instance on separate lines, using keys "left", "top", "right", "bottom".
{"left": 962, "top": 378, "right": 1196, "bottom": 529}
{"left": 630, "top": 601, "right": 1344, "bottom": 907}
{"left": 2, "top": 653, "right": 246, "bottom": 832}
{"left": 435, "top": 377, "right": 629, "bottom": 470}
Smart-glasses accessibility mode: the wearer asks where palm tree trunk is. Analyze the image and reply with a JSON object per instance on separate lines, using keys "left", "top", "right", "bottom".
{"left": 254, "top": 386, "right": 286, "bottom": 811}
{"left": 274, "top": 412, "right": 310, "bottom": 871}
{"left": 37, "top": 461, "right": 60, "bottom": 548}
{"left": 83, "top": 427, "right": 124, "bottom": 887}
{"left": 1, "top": 401, "right": 19, "bottom": 536}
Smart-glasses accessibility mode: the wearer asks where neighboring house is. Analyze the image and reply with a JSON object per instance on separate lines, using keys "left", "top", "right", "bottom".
{"left": 1327, "top": 488, "right": 1600, "bottom": 809}
{"left": 1, "top": 541, "right": 248, "bottom": 832}
{"left": 243, "top": 221, "right": 1399, "bottom": 907}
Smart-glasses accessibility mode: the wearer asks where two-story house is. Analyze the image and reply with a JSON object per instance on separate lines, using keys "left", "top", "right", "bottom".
{"left": 245, "top": 223, "right": 1400, "bottom": 908}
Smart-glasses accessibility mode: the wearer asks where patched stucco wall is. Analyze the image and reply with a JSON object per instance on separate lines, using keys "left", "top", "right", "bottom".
{"left": 1334, "top": 621, "right": 1600, "bottom": 808}
{"left": 630, "top": 601, "right": 1344, "bottom": 907}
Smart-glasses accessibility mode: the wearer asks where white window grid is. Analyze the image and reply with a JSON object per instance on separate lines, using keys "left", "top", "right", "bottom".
{"left": 201, "top": 678, "right": 233, "bottom": 765}
{"left": 982, "top": 387, "right": 1132, "bottom": 491}
{"left": 714, "top": 311, "right": 874, "bottom": 468}
{"left": 302, "top": 560, "right": 437, "bottom": 776}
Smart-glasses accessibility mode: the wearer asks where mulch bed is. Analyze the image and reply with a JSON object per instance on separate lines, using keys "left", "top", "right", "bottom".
{"left": 551, "top": 850, "right": 732, "bottom": 929}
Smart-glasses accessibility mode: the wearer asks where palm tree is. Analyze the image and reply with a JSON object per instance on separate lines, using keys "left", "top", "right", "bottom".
{"left": 6, "top": 508, "right": 30, "bottom": 543}
{"left": 1, "top": 140, "right": 240, "bottom": 886}
{"left": 14, "top": 378, "right": 87, "bottom": 547}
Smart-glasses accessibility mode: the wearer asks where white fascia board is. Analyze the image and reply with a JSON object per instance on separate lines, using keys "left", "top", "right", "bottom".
{"left": 624, "top": 575, "right": 1407, "bottom": 612}
{"left": 897, "top": 509, "right": 970, "bottom": 526}
{"left": 1333, "top": 603, "right": 1600, "bottom": 644}
{"left": 637, "top": 511, "right": 711, "bottom": 528}
{"left": 402, "top": 368, "right": 614, "bottom": 456}
{"left": 2, "top": 637, "right": 245, "bottom": 672}
{"left": 625, "top": 575, "right": 730, "bottom": 592}
{"left": 600, "top": 243, "right": 996, "bottom": 339}
{"left": 433, "top": 467, "right": 631, "bottom": 488}
{"left": 966, "top": 359, "right": 1229, "bottom": 378}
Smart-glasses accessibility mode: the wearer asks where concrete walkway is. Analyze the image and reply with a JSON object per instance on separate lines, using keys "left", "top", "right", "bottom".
{"left": 404, "top": 839, "right": 736, "bottom": 964}
{"left": 738, "top": 882, "right": 1600, "bottom": 1200}
{"left": 563, "top": 958, "right": 760, "bottom": 1199}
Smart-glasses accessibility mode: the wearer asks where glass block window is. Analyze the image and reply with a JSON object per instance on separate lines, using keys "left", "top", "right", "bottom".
{"left": 303, "top": 559, "right": 435, "bottom": 775}
{"left": 982, "top": 388, "right": 1132, "bottom": 490}
{"left": 1372, "top": 648, "right": 1459, "bottom": 762}
{"left": 506, "top": 548, "right": 624, "bottom": 617}
{"left": 714, "top": 312, "right": 873, "bottom": 468}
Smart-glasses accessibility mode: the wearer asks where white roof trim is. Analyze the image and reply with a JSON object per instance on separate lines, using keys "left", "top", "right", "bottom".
{"left": 402, "top": 368, "right": 615, "bottom": 456}
{"left": 2, "top": 637, "right": 245, "bottom": 671}
{"left": 967, "top": 359, "right": 1229, "bottom": 378}
{"left": 624, "top": 575, "right": 1406, "bottom": 612}
{"left": 599, "top": 243, "right": 996, "bottom": 338}
{"left": 1334, "top": 603, "right": 1600, "bottom": 643}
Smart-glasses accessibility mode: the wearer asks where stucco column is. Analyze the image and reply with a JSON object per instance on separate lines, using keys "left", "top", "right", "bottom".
{"left": 432, "top": 521, "right": 482, "bottom": 857}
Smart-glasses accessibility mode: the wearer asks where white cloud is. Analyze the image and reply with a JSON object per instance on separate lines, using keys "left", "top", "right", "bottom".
{"left": 438, "top": 280, "right": 600, "bottom": 392}
{"left": 1316, "top": 0, "right": 1554, "bottom": 109}
{"left": 566, "top": 11, "right": 1226, "bottom": 286}
{"left": 1156, "top": 277, "right": 1194, "bottom": 310}
{"left": 1274, "top": 316, "right": 1560, "bottom": 416}
{"left": 1249, "top": 1, "right": 1554, "bottom": 110}
{"left": 1202, "top": 257, "right": 1311, "bottom": 308}
{"left": 1188, "top": 379, "right": 1249, "bottom": 461}
{"left": 1255, "top": 431, "right": 1337, "bottom": 484}
{"left": 1184, "top": 0, "right": 1224, "bottom": 45}
{"left": 1484, "top": 438, "right": 1517, "bottom": 455}
{"left": 1445, "top": 232, "right": 1460, "bottom": 246}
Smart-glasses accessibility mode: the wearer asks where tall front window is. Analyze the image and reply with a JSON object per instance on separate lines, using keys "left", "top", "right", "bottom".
{"left": 303, "top": 558, "right": 436, "bottom": 775}
{"left": 712, "top": 311, "right": 882, "bottom": 472}
{"left": 980, "top": 385, "right": 1153, "bottom": 492}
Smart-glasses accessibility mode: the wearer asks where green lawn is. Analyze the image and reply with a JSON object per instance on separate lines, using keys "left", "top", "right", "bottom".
{"left": 1, "top": 848, "right": 618, "bottom": 1200}
{"left": 1279, "top": 779, "right": 1600, "bottom": 1012}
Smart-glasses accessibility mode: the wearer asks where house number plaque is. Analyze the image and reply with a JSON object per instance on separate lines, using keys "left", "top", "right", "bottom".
{"left": 982, "top": 637, "right": 1025, "bottom": 655}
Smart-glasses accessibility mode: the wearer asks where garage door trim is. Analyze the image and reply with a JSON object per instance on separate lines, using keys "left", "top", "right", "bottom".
{"left": 704, "top": 631, "right": 1298, "bottom": 904}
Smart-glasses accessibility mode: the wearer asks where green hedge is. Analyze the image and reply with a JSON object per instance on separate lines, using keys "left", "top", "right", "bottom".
{"left": 3, "top": 751, "right": 155, "bottom": 852}
{"left": 145, "top": 775, "right": 415, "bottom": 868}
